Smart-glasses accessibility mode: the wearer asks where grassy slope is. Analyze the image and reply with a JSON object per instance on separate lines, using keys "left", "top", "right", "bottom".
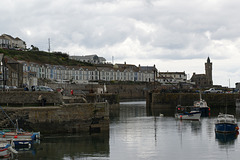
{"left": 0, "top": 48, "right": 93, "bottom": 66}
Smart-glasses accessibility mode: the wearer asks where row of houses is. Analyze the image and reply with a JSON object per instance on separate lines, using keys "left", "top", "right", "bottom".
{"left": 0, "top": 34, "right": 26, "bottom": 50}
{"left": 20, "top": 61, "right": 158, "bottom": 86}
{"left": 1, "top": 54, "right": 193, "bottom": 88}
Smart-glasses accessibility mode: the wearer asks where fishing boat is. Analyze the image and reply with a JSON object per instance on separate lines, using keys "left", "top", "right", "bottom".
{"left": 0, "top": 140, "right": 18, "bottom": 158}
{"left": 0, "top": 106, "right": 40, "bottom": 141}
{"left": 0, "top": 129, "right": 40, "bottom": 140}
{"left": 193, "top": 93, "right": 210, "bottom": 116}
{"left": 175, "top": 105, "right": 201, "bottom": 121}
{"left": 215, "top": 113, "right": 239, "bottom": 133}
{"left": 11, "top": 138, "right": 33, "bottom": 148}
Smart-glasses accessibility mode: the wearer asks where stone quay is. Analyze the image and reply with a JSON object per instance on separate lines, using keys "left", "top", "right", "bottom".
{"left": 0, "top": 91, "right": 118, "bottom": 134}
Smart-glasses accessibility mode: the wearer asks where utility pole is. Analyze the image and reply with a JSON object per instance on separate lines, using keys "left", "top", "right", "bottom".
{"left": 48, "top": 38, "right": 51, "bottom": 52}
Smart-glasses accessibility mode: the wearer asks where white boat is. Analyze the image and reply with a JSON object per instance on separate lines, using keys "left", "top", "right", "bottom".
{"left": 193, "top": 93, "right": 210, "bottom": 116}
{"left": 0, "top": 140, "right": 18, "bottom": 158}
{"left": 175, "top": 105, "right": 201, "bottom": 121}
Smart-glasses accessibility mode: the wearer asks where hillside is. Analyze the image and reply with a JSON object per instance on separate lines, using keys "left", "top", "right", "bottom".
{"left": 0, "top": 48, "right": 93, "bottom": 66}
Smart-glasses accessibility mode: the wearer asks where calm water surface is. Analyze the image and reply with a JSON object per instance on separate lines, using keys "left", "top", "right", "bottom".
{"left": 15, "top": 101, "right": 240, "bottom": 160}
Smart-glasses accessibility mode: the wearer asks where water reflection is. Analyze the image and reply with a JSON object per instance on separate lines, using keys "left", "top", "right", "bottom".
{"left": 16, "top": 133, "right": 109, "bottom": 160}
{"left": 215, "top": 132, "right": 239, "bottom": 144}
{"left": 12, "top": 101, "right": 240, "bottom": 159}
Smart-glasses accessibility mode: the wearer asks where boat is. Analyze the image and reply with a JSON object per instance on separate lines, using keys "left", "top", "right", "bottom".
{"left": 11, "top": 138, "right": 33, "bottom": 148}
{"left": 0, "top": 140, "right": 18, "bottom": 158}
{"left": 0, "top": 129, "right": 40, "bottom": 141}
{"left": 193, "top": 93, "right": 210, "bottom": 116}
{"left": 175, "top": 105, "right": 201, "bottom": 121}
{"left": 215, "top": 113, "right": 239, "bottom": 133}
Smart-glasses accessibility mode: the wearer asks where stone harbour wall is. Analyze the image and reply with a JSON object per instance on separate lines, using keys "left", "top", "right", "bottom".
{"left": 0, "top": 102, "right": 109, "bottom": 134}
{"left": 147, "top": 92, "right": 240, "bottom": 109}
{"left": 0, "top": 91, "right": 63, "bottom": 106}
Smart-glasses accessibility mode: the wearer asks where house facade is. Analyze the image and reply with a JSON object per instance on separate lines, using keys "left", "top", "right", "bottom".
{"left": 69, "top": 54, "right": 106, "bottom": 64}
{"left": 19, "top": 61, "right": 157, "bottom": 86}
{"left": 0, "top": 34, "right": 26, "bottom": 50}
{"left": 157, "top": 72, "right": 188, "bottom": 85}
{"left": 0, "top": 54, "right": 23, "bottom": 88}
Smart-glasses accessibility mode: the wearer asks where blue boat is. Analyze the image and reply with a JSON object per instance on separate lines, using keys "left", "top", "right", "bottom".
{"left": 215, "top": 114, "right": 239, "bottom": 133}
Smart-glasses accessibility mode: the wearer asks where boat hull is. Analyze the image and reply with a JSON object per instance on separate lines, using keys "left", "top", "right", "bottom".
{"left": 175, "top": 112, "right": 201, "bottom": 120}
{"left": 0, "top": 143, "right": 11, "bottom": 158}
{"left": 0, "top": 148, "right": 10, "bottom": 158}
{"left": 199, "top": 108, "right": 210, "bottom": 116}
{"left": 0, "top": 132, "right": 40, "bottom": 140}
{"left": 12, "top": 139, "right": 32, "bottom": 148}
{"left": 215, "top": 123, "right": 238, "bottom": 133}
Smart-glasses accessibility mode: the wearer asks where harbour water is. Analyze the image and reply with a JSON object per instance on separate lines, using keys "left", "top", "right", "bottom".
{"left": 14, "top": 101, "right": 240, "bottom": 160}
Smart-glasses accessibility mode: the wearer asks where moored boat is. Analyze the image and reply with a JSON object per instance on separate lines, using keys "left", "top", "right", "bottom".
{"left": 175, "top": 105, "right": 201, "bottom": 121}
{"left": 193, "top": 92, "right": 210, "bottom": 116}
{"left": 215, "top": 113, "right": 239, "bottom": 133}
{"left": 0, "top": 140, "right": 18, "bottom": 158}
{"left": 193, "top": 99, "right": 210, "bottom": 116}
{"left": 0, "top": 130, "right": 40, "bottom": 140}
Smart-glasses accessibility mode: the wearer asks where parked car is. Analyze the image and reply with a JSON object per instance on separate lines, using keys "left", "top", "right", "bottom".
{"left": 0, "top": 85, "right": 9, "bottom": 90}
{"left": 32, "top": 85, "right": 53, "bottom": 92}
{"left": 9, "top": 86, "right": 17, "bottom": 90}
{"left": 204, "top": 88, "right": 223, "bottom": 93}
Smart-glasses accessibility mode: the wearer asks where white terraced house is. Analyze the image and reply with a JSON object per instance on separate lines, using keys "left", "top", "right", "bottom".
{"left": 19, "top": 61, "right": 157, "bottom": 86}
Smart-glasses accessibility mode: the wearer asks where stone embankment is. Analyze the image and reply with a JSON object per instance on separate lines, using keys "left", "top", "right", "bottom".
{"left": 147, "top": 92, "right": 240, "bottom": 109}
{"left": 0, "top": 91, "right": 118, "bottom": 134}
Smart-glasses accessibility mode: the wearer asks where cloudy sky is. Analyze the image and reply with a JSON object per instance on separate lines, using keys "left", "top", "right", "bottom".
{"left": 1, "top": 0, "right": 240, "bottom": 87}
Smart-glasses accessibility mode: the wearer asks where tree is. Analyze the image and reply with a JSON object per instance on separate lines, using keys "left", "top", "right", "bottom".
{"left": 30, "top": 45, "right": 39, "bottom": 51}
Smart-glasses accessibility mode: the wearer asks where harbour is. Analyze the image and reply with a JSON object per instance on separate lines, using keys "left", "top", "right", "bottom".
{"left": 5, "top": 101, "right": 240, "bottom": 160}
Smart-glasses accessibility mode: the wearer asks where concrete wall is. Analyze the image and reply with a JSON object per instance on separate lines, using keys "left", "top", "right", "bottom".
{"left": 0, "top": 102, "right": 109, "bottom": 134}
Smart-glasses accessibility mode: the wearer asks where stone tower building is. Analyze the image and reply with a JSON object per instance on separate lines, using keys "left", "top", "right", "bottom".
{"left": 205, "top": 57, "right": 213, "bottom": 86}
{"left": 191, "top": 57, "right": 213, "bottom": 88}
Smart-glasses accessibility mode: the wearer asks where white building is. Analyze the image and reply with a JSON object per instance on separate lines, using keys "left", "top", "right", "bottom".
{"left": 157, "top": 71, "right": 187, "bottom": 85}
{"left": 0, "top": 34, "right": 26, "bottom": 50}
{"left": 19, "top": 60, "right": 157, "bottom": 86}
{"left": 70, "top": 54, "right": 106, "bottom": 64}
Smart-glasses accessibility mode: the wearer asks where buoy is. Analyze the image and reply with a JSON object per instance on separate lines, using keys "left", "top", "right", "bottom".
{"left": 14, "top": 135, "right": 17, "bottom": 138}
{"left": 3, "top": 135, "right": 5, "bottom": 138}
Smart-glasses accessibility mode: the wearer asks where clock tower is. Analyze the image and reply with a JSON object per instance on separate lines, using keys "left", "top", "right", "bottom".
{"left": 205, "top": 57, "right": 213, "bottom": 86}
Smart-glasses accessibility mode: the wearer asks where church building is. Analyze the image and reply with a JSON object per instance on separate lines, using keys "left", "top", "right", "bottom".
{"left": 191, "top": 57, "right": 213, "bottom": 88}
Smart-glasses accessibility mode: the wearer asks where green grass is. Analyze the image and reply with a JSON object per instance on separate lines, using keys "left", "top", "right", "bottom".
{"left": 0, "top": 48, "right": 93, "bottom": 66}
